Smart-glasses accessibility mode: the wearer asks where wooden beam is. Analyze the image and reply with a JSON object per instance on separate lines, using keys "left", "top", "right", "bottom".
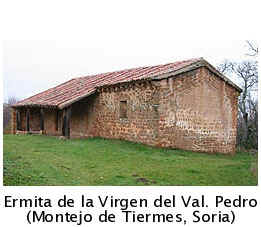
{"left": 55, "top": 110, "right": 59, "bottom": 131}
{"left": 26, "top": 109, "right": 30, "bottom": 131}
{"left": 65, "top": 106, "right": 71, "bottom": 138}
{"left": 40, "top": 108, "right": 44, "bottom": 131}
{"left": 62, "top": 109, "right": 66, "bottom": 136}
{"left": 16, "top": 110, "right": 20, "bottom": 131}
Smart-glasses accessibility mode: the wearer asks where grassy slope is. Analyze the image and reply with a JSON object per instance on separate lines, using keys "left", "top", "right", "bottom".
{"left": 3, "top": 135, "right": 258, "bottom": 186}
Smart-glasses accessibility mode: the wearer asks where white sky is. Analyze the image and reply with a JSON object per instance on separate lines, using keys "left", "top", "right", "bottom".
{"left": 3, "top": 40, "right": 254, "bottom": 101}
{"left": 1, "top": 1, "right": 259, "bottom": 102}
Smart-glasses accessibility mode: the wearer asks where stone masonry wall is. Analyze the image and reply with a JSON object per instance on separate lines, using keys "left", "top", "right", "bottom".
{"left": 70, "top": 95, "right": 97, "bottom": 138}
{"left": 65, "top": 67, "right": 239, "bottom": 153}
{"left": 91, "top": 82, "right": 160, "bottom": 146}
{"left": 29, "top": 108, "right": 41, "bottom": 131}
{"left": 11, "top": 108, "right": 26, "bottom": 132}
{"left": 11, "top": 66, "right": 239, "bottom": 154}
{"left": 157, "top": 67, "right": 239, "bottom": 154}
{"left": 43, "top": 109, "right": 61, "bottom": 136}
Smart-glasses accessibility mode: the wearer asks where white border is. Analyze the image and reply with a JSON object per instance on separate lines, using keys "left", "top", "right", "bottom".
{"left": 1, "top": 1, "right": 260, "bottom": 226}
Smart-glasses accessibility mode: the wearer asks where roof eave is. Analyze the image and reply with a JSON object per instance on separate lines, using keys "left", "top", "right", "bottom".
{"left": 11, "top": 104, "right": 58, "bottom": 109}
{"left": 152, "top": 59, "right": 242, "bottom": 93}
{"left": 57, "top": 90, "right": 96, "bottom": 109}
{"left": 12, "top": 58, "right": 242, "bottom": 109}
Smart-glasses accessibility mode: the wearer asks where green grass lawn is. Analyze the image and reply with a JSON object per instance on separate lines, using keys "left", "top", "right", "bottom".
{"left": 3, "top": 135, "right": 258, "bottom": 186}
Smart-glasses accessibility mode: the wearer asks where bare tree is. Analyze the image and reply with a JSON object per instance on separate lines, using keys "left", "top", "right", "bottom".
{"left": 235, "top": 61, "right": 257, "bottom": 142}
{"left": 218, "top": 59, "right": 258, "bottom": 148}
{"left": 246, "top": 41, "right": 258, "bottom": 57}
{"left": 217, "top": 60, "right": 233, "bottom": 74}
{"left": 3, "top": 96, "right": 19, "bottom": 132}
{"left": 233, "top": 61, "right": 257, "bottom": 145}
{"left": 218, "top": 41, "right": 258, "bottom": 149}
{"left": 247, "top": 97, "right": 258, "bottom": 148}
{"left": 7, "top": 96, "right": 19, "bottom": 105}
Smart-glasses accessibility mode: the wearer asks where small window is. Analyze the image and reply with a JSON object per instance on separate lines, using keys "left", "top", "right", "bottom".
{"left": 120, "top": 101, "right": 127, "bottom": 119}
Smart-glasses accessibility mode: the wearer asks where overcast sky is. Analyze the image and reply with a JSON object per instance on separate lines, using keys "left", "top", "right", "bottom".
{"left": 3, "top": 40, "right": 254, "bottom": 102}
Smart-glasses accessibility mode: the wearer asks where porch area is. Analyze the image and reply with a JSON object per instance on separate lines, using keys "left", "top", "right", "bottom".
{"left": 11, "top": 106, "right": 72, "bottom": 138}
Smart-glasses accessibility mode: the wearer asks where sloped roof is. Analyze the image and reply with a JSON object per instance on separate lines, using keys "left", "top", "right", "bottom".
{"left": 13, "top": 58, "right": 241, "bottom": 109}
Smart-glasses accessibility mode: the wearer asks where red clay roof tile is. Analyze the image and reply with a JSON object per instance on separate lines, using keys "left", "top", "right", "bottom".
{"left": 15, "top": 58, "right": 236, "bottom": 109}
